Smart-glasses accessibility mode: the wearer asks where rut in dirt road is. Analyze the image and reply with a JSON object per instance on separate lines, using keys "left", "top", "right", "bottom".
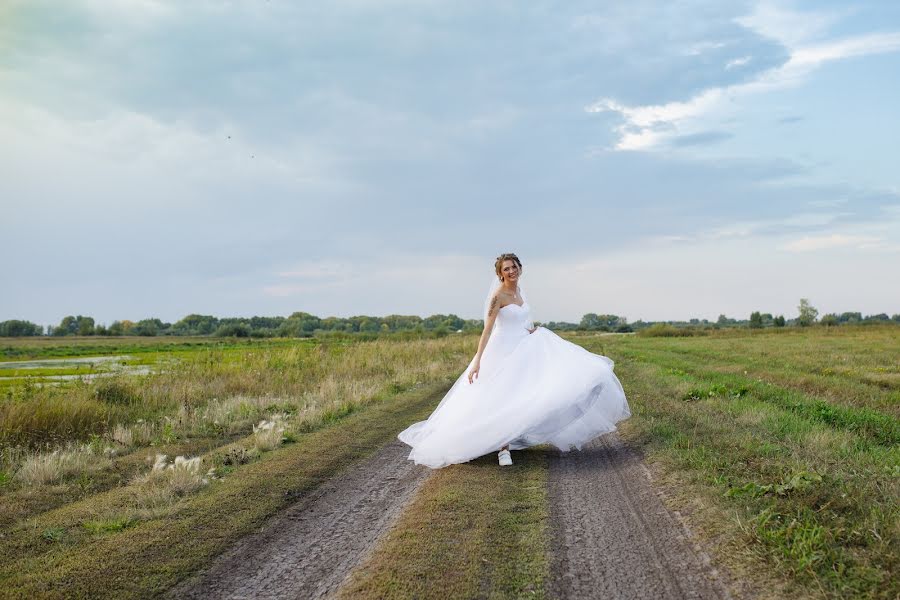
{"left": 168, "top": 439, "right": 432, "bottom": 600}
{"left": 548, "top": 432, "right": 733, "bottom": 600}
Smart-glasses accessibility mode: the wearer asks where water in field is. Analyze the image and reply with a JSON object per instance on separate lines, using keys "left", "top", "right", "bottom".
{"left": 0, "top": 355, "right": 152, "bottom": 383}
{"left": 0, "top": 355, "right": 131, "bottom": 370}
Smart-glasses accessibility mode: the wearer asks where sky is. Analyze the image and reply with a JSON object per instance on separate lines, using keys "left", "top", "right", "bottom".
{"left": 2, "top": 0, "right": 899, "bottom": 326}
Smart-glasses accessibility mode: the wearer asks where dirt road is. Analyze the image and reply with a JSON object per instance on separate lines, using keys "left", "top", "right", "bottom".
{"left": 168, "top": 439, "right": 432, "bottom": 600}
{"left": 548, "top": 432, "right": 733, "bottom": 599}
{"left": 170, "top": 430, "right": 735, "bottom": 600}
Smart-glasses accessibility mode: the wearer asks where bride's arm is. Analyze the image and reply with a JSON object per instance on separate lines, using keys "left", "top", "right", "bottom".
{"left": 468, "top": 294, "right": 500, "bottom": 383}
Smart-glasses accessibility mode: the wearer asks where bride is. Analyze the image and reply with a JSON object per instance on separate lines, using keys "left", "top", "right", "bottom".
{"left": 398, "top": 253, "right": 631, "bottom": 468}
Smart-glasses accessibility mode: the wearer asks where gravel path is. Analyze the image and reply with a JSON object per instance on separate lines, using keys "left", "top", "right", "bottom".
{"left": 548, "top": 432, "right": 734, "bottom": 600}
{"left": 168, "top": 439, "right": 432, "bottom": 600}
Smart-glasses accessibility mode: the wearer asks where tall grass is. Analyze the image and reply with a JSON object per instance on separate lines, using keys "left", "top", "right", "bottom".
{"left": 0, "top": 336, "right": 475, "bottom": 493}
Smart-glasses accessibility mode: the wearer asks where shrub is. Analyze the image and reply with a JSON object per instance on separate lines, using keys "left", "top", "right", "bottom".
{"left": 94, "top": 379, "right": 140, "bottom": 405}
{"left": 637, "top": 324, "right": 703, "bottom": 337}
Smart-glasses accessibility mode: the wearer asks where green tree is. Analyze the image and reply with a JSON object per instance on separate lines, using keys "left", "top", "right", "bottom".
{"left": 749, "top": 311, "right": 763, "bottom": 329}
{"left": 773, "top": 315, "right": 786, "bottom": 327}
{"left": 797, "top": 298, "right": 818, "bottom": 326}
{"left": 0, "top": 320, "right": 43, "bottom": 336}
{"left": 54, "top": 315, "right": 78, "bottom": 336}
{"left": 820, "top": 314, "right": 839, "bottom": 326}
{"left": 133, "top": 318, "right": 163, "bottom": 336}
{"left": 77, "top": 316, "right": 95, "bottom": 336}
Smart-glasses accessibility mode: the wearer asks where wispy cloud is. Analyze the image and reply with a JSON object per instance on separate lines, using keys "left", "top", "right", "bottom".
{"left": 587, "top": 2, "right": 900, "bottom": 151}
{"left": 780, "top": 233, "right": 882, "bottom": 252}
{"left": 725, "top": 56, "right": 752, "bottom": 69}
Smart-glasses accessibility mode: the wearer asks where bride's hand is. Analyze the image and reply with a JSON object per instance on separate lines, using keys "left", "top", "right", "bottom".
{"left": 527, "top": 326, "right": 538, "bottom": 334}
{"left": 468, "top": 362, "right": 480, "bottom": 384}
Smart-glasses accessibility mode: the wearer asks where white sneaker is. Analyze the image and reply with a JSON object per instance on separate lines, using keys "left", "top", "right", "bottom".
{"left": 498, "top": 449, "right": 512, "bottom": 466}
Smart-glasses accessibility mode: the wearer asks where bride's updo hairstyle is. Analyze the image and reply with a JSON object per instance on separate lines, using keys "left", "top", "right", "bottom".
{"left": 495, "top": 253, "right": 522, "bottom": 282}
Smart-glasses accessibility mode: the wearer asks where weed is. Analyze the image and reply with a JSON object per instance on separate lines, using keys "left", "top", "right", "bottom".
{"left": 41, "top": 527, "right": 66, "bottom": 543}
{"left": 82, "top": 516, "right": 136, "bottom": 534}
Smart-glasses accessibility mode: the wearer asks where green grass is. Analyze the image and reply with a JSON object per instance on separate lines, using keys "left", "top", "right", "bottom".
{"left": 337, "top": 447, "right": 550, "bottom": 599}
{"left": 576, "top": 325, "right": 899, "bottom": 600}
{"left": 1, "top": 326, "right": 895, "bottom": 599}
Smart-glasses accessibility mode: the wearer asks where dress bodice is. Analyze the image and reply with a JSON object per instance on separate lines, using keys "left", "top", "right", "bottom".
{"left": 494, "top": 301, "right": 531, "bottom": 336}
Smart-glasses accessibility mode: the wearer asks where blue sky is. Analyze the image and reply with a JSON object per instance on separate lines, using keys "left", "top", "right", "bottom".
{"left": 2, "top": 0, "right": 898, "bottom": 325}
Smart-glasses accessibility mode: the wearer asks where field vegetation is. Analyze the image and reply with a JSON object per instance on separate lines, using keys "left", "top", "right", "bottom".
{"left": 579, "top": 325, "right": 898, "bottom": 599}
{"left": 0, "top": 336, "right": 473, "bottom": 595}
{"left": 0, "top": 325, "right": 896, "bottom": 599}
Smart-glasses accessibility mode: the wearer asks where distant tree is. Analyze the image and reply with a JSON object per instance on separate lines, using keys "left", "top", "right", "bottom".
{"left": 54, "top": 316, "right": 78, "bottom": 336}
{"left": 716, "top": 314, "right": 732, "bottom": 327}
{"left": 773, "top": 315, "right": 786, "bottom": 327}
{"left": 797, "top": 299, "right": 818, "bottom": 326}
{"left": 864, "top": 313, "right": 890, "bottom": 322}
{"left": 749, "top": 311, "right": 763, "bottom": 329}
{"left": 579, "top": 313, "right": 600, "bottom": 330}
{"left": 77, "top": 316, "right": 96, "bottom": 336}
{"left": 838, "top": 312, "right": 862, "bottom": 324}
{"left": 133, "top": 318, "right": 163, "bottom": 336}
{"left": 214, "top": 323, "right": 251, "bottom": 337}
{"left": 0, "top": 320, "right": 43, "bottom": 336}
{"left": 579, "top": 313, "right": 625, "bottom": 331}
{"left": 892, "top": 314, "right": 900, "bottom": 323}
{"left": 173, "top": 314, "right": 219, "bottom": 335}
{"left": 820, "top": 313, "right": 839, "bottom": 327}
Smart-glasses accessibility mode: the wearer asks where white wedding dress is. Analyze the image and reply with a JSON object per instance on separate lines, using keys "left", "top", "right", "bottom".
{"left": 398, "top": 295, "right": 631, "bottom": 469}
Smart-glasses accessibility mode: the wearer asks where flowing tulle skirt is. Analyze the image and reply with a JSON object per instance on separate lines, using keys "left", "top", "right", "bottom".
{"left": 398, "top": 327, "right": 631, "bottom": 469}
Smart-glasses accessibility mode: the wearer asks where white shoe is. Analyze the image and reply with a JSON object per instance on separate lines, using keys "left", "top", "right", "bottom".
{"left": 498, "top": 449, "right": 512, "bottom": 466}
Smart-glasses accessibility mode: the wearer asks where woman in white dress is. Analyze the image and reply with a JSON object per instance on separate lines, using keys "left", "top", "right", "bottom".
{"left": 398, "top": 253, "right": 631, "bottom": 468}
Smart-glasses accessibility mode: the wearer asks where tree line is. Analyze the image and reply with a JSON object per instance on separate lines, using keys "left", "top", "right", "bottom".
{"left": 2, "top": 299, "right": 897, "bottom": 338}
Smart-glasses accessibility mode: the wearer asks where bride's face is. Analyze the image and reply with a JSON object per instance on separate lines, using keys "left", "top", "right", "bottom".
{"left": 500, "top": 259, "right": 520, "bottom": 282}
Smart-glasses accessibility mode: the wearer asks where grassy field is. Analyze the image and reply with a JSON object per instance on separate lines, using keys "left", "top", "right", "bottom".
{"left": 580, "top": 325, "right": 898, "bottom": 600}
{"left": 0, "top": 326, "right": 896, "bottom": 599}
{"left": 0, "top": 333, "right": 475, "bottom": 593}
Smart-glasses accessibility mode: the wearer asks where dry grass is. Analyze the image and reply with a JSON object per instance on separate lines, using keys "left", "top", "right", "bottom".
{"left": 0, "top": 383, "right": 447, "bottom": 599}
{"left": 251, "top": 417, "right": 286, "bottom": 452}
{"left": 0, "top": 336, "right": 475, "bottom": 485}
{"left": 14, "top": 444, "right": 112, "bottom": 486}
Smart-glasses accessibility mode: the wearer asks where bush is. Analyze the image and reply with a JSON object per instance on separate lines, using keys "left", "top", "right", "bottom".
{"left": 94, "top": 379, "right": 140, "bottom": 405}
{"left": 820, "top": 314, "right": 839, "bottom": 327}
{"left": 637, "top": 324, "right": 703, "bottom": 337}
{"left": 214, "top": 323, "right": 252, "bottom": 337}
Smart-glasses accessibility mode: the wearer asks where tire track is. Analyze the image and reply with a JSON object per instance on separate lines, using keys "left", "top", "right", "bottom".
{"left": 548, "top": 433, "right": 733, "bottom": 600}
{"left": 168, "top": 439, "right": 432, "bottom": 600}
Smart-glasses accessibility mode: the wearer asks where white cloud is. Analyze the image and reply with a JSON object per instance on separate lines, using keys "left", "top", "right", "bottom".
{"left": 734, "top": 1, "right": 841, "bottom": 47}
{"left": 588, "top": 2, "right": 900, "bottom": 152}
{"left": 780, "top": 233, "right": 881, "bottom": 252}
{"left": 684, "top": 41, "right": 728, "bottom": 56}
{"left": 725, "top": 56, "right": 751, "bottom": 69}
